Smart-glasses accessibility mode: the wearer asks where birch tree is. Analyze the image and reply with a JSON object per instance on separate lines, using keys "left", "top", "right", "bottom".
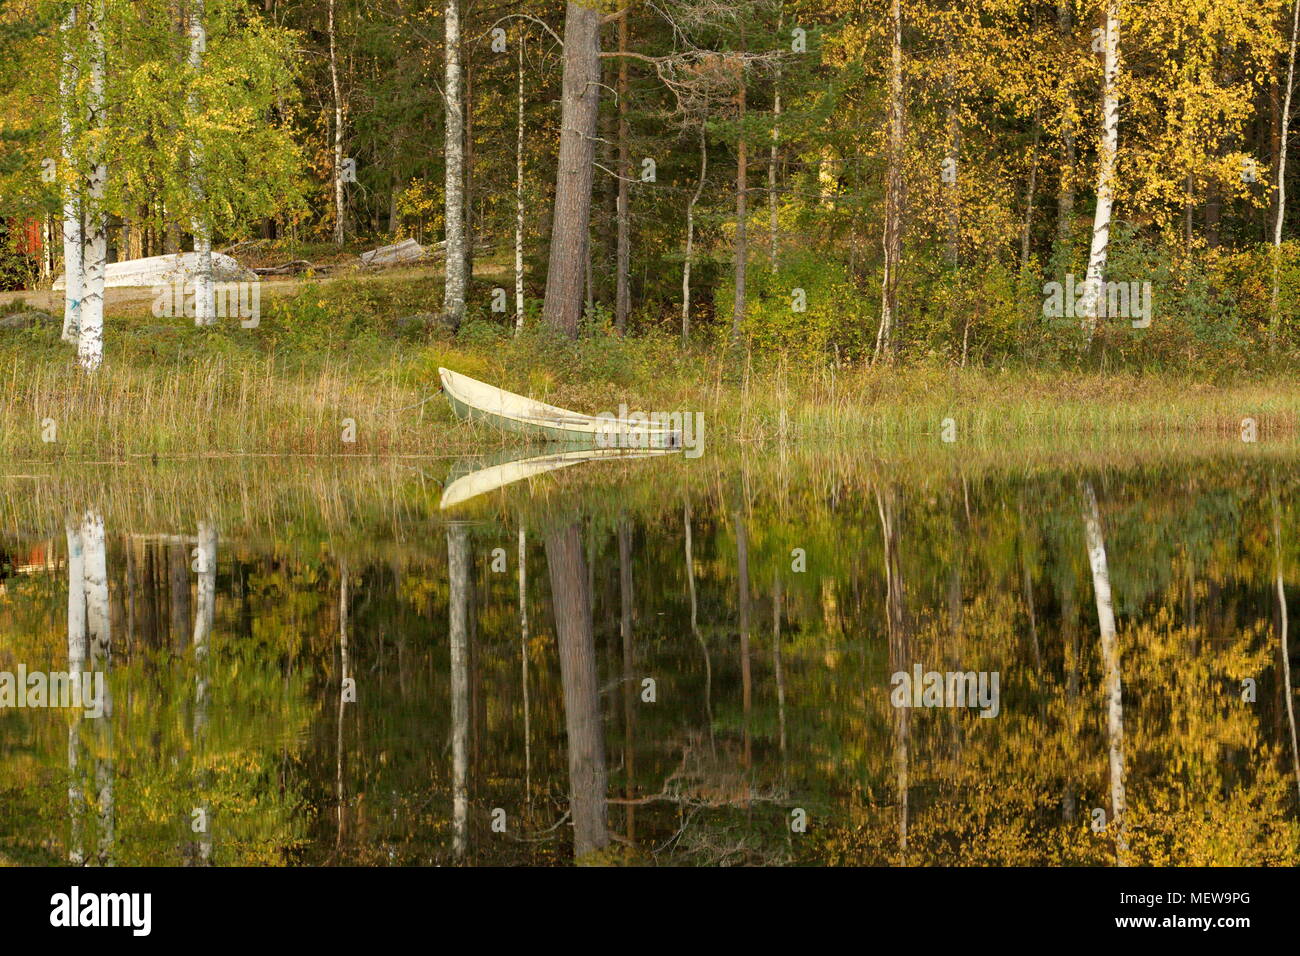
{"left": 514, "top": 26, "right": 526, "bottom": 333}
{"left": 1079, "top": 2, "right": 1120, "bottom": 342}
{"left": 77, "top": 0, "right": 107, "bottom": 371}
{"left": 328, "top": 0, "right": 346, "bottom": 246}
{"left": 681, "top": 130, "right": 706, "bottom": 346}
{"left": 1271, "top": 0, "right": 1300, "bottom": 346}
{"left": 874, "top": 0, "right": 905, "bottom": 364}
{"left": 443, "top": 0, "right": 467, "bottom": 329}
{"left": 59, "top": 5, "right": 83, "bottom": 345}
{"left": 190, "top": 0, "right": 215, "bottom": 325}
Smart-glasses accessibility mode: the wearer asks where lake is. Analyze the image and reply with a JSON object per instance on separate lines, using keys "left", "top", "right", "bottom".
{"left": 1, "top": 443, "right": 1298, "bottom": 865}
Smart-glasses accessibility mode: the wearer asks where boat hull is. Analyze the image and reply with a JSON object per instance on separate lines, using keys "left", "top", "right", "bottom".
{"left": 440, "top": 367, "right": 682, "bottom": 449}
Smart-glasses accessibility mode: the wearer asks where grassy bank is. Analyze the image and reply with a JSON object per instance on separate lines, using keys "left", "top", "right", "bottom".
{"left": 2, "top": 274, "right": 1300, "bottom": 460}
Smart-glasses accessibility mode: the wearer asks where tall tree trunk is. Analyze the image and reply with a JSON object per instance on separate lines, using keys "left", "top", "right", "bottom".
{"left": 190, "top": 0, "right": 215, "bottom": 324}
{"left": 1271, "top": 0, "right": 1300, "bottom": 346}
{"left": 769, "top": 6, "right": 783, "bottom": 272}
{"left": 447, "top": 525, "right": 470, "bottom": 859}
{"left": 463, "top": 49, "right": 475, "bottom": 298}
{"left": 443, "top": 0, "right": 467, "bottom": 328}
{"left": 943, "top": 41, "right": 959, "bottom": 269}
{"left": 328, "top": 0, "right": 346, "bottom": 245}
{"left": 514, "top": 28, "right": 526, "bottom": 333}
{"left": 542, "top": 3, "right": 601, "bottom": 337}
{"left": 1056, "top": 0, "right": 1075, "bottom": 247}
{"left": 59, "top": 6, "right": 83, "bottom": 345}
{"left": 545, "top": 522, "right": 608, "bottom": 859}
{"left": 615, "top": 9, "right": 631, "bottom": 333}
{"left": 1081, "top": 3, "right": 1120, "bottom": 342}
{"left": 875, "top": 0, "right": 905, "bottom": 364}
{"left": 78, "top": 0, "right": 107, "bottom": 371}
{"left": 1021, "top": 107, "right": 1042, "bottom": 268}
{"left": 1082, "top": 481, "right": 1128, "bottom": 864}
{"left": 731, "top": 56, "right": 748, "bottom": 343}
{"left": 681, "top": 130, "right": 706, "bottom": 346}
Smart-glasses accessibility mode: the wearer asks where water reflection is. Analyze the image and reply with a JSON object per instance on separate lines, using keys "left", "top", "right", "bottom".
{"left": 1, "top": 454, "right": 1298, "bottom": 866}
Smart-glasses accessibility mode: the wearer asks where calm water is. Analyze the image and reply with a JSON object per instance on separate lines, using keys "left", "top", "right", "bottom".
{"left": 1, "top": 447, "right": 1298, "bottom": 865}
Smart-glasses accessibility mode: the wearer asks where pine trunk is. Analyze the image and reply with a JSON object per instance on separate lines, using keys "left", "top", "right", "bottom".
{"left": 542, "top": 3, "right": 601, "bottom": 337}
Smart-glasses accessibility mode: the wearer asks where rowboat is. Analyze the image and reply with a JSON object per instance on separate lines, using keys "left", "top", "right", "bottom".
{"left": 439, "top": 367, "right": 682, "bottom": 448}
{"left": 439, "top": 445, "right": 674, "bottom": 509}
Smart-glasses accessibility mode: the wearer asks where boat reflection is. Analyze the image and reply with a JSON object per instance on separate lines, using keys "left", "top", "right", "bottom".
{"left": 439, "top": 445, "right": 678, "bottom": 509}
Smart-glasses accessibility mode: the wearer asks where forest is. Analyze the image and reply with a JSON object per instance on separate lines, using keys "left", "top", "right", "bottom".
{"left": 4, "top": 0, "right": 1300, "bottom": 384}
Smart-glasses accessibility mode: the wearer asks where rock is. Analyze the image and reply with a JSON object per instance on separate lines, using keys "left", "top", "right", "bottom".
{"left": 0, "top": 310, "right": 57, "bottom": 330}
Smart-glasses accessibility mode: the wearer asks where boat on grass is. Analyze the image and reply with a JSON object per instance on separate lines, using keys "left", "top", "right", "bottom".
{"left": 439, "top": 367, "right": 681, "bottom": 448}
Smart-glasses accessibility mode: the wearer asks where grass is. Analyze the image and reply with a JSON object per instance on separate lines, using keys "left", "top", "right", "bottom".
{"left": 2, "top": 269, "right": 1299, "bottom": 461}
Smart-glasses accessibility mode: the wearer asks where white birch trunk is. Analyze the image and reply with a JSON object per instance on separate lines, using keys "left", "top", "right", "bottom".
{"left": 874, "top": 0, "right": 904, "bottom": 364}
{"left": 78, "top": 0, "right": 107, "bottom": 371}
{"left": 1080, "top": 3, "right": 1120, "bottom": 341}
{"left": 1082, "top": 481, "right": 1128, "bottom": 864}
{"left": 1271, "top": 0, "right": 1300, "bottom": 343}
{"left": 59, "top": 7, "right": 83, "bottom": 345}
{"left": 514, "top": 28, "right": 526, "bottom": 332}
{"left": 190, "top": 0, "right": 214, "bottom": 324}
{"left": 328, "top": 0, "right": 346, "bottom": 246}
{"left": 443, "top": 0, "right": 467, "bottom": 327}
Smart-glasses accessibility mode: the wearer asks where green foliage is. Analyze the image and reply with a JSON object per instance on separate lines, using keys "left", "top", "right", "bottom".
{"left": 715, "top": 249, "right": 873, "bottom": 360}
